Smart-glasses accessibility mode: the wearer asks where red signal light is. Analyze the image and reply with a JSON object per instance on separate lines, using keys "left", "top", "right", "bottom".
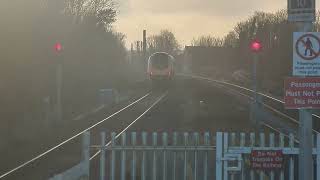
{"left": 54, "top": 43, "right": 62, "bottom": 52}
{"left": 250, "top": 39, "right": 262, "bottom": 52}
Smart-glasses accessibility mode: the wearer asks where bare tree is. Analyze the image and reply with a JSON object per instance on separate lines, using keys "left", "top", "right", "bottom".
{"left": 65, "top": 0, "right": 117, "bottom": 28}
{"left": 147, "top": 29, "right": 180, "bottom": 55}
{"left": 191, "top": 35, "right": 224, "bottom": 47}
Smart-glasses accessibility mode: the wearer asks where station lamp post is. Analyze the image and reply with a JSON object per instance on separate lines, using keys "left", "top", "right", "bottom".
{"left": 250, "top": 39, "right": 262, "bottom": 130}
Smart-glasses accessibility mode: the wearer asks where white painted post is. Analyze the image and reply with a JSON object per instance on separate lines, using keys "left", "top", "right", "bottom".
{"left": 280, "top": 133, "right": 285, "bottom": 180}
{"left": 269, "top": 133, "right": 275, "bottom": 180}
{"left": 131, "top": 132, "right": 137, "bottom": 180}
{"left": 259, "top": 133, "right": 265, "bottom": 180}
{"left": 289, "top": 134, "right": 295, "bottom": 180}
{"left": 162, "top": 132, "right": 168, "bottom": 180}
{"left": 204, "top": 132, "right": 210, "bottom": 180}
{"left": 250, "top": 133, "right": 255, "bottom": 180}
{"left": 230, "top": 133, "right": 236, "bottom": 180}
{"left": 224, "top": 133, "right": 229, "bottom": 180}
{"left": 240, "top": 133, "right": 246, "bottom": 180}
{"left": 216, "top": 132, "right": 223, "bottom": 180}
{"left": 121, "top": 133, "right": 127, "bottom": 180}
{"left": 100, "top": 132, "right": 106, "bottom": 180}
{"left": 173, "top": 132, "right": 178, "bottom": 180}
{"left": 82, "top": 131, "right": 90, "bottom": 180}
{"left": 141, "top": 132, "right": 147, "bottom": 180}
{"left": 183, "top": 133, "right": 189, "bottom": 180}
{"left": 153, "top": 132, "right": 158, "bottom": 180}
{"left": 193, "top": 132, "right": 199, "bottom": 180}
{"left": 110, "top": 132, "right": 116, "bottom": 180}
{"left": 82, "top": 132, "right": 90, "bottom": 162}
{"left": 317, "top": 133, "right": 320, "bottom": 180}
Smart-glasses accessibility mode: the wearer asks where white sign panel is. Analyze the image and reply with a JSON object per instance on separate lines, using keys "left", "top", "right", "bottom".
{"left": 293, "top": 32, "right": 320, "bottom": 76}
{"left": 288, "top": 0, "right": 315, "bottom": 22}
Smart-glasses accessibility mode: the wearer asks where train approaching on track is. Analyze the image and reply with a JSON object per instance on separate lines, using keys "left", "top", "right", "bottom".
{"left": 147, "top": 52, "right": 175, "bottom": 85}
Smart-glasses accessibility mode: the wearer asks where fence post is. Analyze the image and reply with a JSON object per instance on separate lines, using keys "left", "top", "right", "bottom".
{"left": 259, "top": 133, "right": 265, "bottom": 180}
{"left": 317, "top": 133, "right": 320, "bottom": 180}
{"left": 269, "top": 133, "right": 275, "bottom": 180}
{"left": 141, "top": 132, "right": 147, "bottom": 180}
{"left": 131, "top": 132, "right": 137, "bottom": 180}
{"left": 280, "top": 133, "right": 285, "bottom": 180}
{"left": 82, "top": 131, "right": 90, "bottom": 162}
{"left": 240, "top": 133, "right": 246, "bottom": 180}
{"left": 183, "top": 132, "right": 189, "bottom": 180}
{"left": 110, "top": 132, "right": 116, "bottom": 180}
{"left": 230, "top": 133, "right": 236, "bottom": 180}
{"left": 250, "top": 133, "right": 255, "bottom": 180}
{"left": 216, "top": 132, "right": 223, "bottom": 180}
{"left": 152, "top": 132, "right": 158, "bottom": 180}
{"left": 204, "top": 132, "right": 210, "bottom": 180}
{"left": 173, "top": 132, "right": 178, "bottom": 180}
{"left": 82, "top": 131, "right": 90, "bottom": 179}
{"left": 162, "top": 132, "right": 168, "bottom": 180}
{"left": 223, "top": 133, "right": 229, "bottom": 180}
{"left": 289, "top": 134, "right": 294, "bottom": 180}
{"left": 100, "top": 132, "right": 106, "bottom": 180}
{"left": 121, "top": 133, "right": 127, "bottom": 180}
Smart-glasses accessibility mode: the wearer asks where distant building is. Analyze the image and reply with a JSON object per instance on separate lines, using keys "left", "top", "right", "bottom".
{"left": 183, "top": 46, "right": 237, "bottom": 78}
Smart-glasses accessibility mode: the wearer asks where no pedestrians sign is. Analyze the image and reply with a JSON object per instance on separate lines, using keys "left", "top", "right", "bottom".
{"left": 293, "top": 32, "right": 320, "bottom": 76}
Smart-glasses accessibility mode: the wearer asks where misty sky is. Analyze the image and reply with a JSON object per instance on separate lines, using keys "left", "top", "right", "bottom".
{"left": 114, "top": 0, "right": 319, "bottom": 47}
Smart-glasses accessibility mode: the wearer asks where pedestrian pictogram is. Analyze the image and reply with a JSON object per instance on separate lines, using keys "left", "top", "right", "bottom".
{"left": 295, "top": 34, "right": 320, "bottom": 60}
{"left": 293, "top": 32, "right": 320, "bottom": 76}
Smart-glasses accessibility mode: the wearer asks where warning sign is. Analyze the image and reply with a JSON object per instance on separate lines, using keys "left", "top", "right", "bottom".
{"left": 250, "top": 150, "right": 284, "bottom": 170}
{"left": 293, "top": 32, "right": 320, "bottom": 76}
{"left": 285, "top": 77, "right": 320, "bottom": 109}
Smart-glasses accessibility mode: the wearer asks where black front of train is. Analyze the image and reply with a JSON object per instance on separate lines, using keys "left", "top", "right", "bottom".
{"left": 147, "top": 52, "right": 175, "bottom": 88}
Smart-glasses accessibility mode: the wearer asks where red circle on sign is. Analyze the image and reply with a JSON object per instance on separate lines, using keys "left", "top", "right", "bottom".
{"left": 295, "top": 34, "right": 320, "bottom": 61}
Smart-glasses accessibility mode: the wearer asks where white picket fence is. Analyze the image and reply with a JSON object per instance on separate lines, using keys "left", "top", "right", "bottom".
{"left": 216, "top": 132, "right": 320, "bottom": 180}
{"left": 49, "top": 132, "right": 90, "bottom": 180}
{"left": 94, "top": 131, "right": 216, "bottom": 180}
{"left": 49, "top": 131, "right": 320, "bottom": 180}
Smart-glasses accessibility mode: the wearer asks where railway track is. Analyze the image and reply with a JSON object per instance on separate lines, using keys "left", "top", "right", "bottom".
{"left": 0, "top": 91, "right": 168, "bottom": 180}
{"left": 180, "top": 74, "right": 320, "bottom": 136}
{"left": 2, "top": 74, "right": 307, "bottom": 179}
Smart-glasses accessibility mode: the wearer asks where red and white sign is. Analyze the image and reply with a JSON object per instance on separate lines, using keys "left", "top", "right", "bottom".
{"left": 250, "top": 150, "right": 283, "bottom": 170}
{"left": 285, "top": 77, "right": 320, "bottom": 109}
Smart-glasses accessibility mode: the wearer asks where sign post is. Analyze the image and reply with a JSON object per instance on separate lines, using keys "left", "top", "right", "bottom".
{"left": 288, "top": 0, "right": 315, "bottom": 176}
{"left": 288, "top": 0, "right": 315, "bottom": 178}
{"left": 288, "top": 0, "right": 315, "bottom": 22}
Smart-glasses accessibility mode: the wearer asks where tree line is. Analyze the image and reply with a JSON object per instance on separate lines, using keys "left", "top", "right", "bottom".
{"left": 0, "top": 0, "right": 131, "bottom": 145}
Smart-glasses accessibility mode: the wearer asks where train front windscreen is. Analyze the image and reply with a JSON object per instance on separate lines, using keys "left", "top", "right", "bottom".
{"left": 151, "top": 54, "right": 169, "bottom": 70}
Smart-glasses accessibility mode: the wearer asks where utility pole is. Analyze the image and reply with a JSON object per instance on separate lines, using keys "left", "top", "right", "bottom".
{"left": 143, "top": 30, "right": 147, "bottom": 72}
{"left": 143, "top": 30, "right": 147, "bottom": 57}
